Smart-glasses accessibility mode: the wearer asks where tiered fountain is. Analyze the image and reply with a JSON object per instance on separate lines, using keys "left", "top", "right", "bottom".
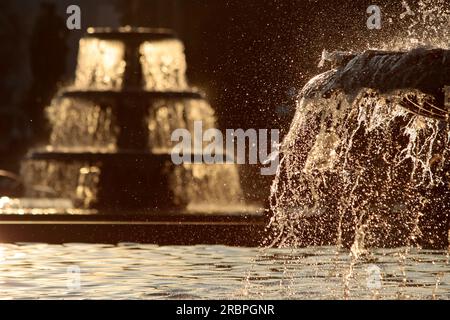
{"left": 0, "top": 27, "right": 265, "bottom": 245}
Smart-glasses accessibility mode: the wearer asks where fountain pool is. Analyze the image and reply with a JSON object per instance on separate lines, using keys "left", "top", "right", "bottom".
{"left": 0, "top": 244, "right": 448, "bottom": 300}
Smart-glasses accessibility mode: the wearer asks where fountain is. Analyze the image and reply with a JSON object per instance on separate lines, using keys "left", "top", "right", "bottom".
{"left": 0, "top": 27, "right": 265, "bottom": 245}
{"left": 269, "top": 48, "right": 450, "bottom": 249}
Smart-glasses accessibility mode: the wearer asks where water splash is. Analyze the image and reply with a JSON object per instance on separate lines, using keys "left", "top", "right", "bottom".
{"left": 269, "top": 48, "right": 449, "bottom": 249}
{"left": 384, "top": 0, "right": 449, "bottom": 50}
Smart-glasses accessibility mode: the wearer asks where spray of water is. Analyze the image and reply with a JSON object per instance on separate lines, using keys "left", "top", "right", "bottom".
{"left": 384, "top": 0, "right": 450, "bottom": 50}
{"left": 254, "top": 0, "right": 450, "bottom": 299}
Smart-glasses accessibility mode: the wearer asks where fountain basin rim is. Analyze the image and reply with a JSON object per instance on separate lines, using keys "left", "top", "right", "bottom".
{"left": 25, "top": 151, "right": 237, "bottom": 163}
{"left": 61, "top": 89, "right": 204, "bottom": 100}
{"left": 0, "top": 213, "right": 267, "bottom": 246}
{"left": 25, "top": 151, "right": 173, "bottom": 162}
{"left": 85, "top": 27, "right": 177, "bottom": 41}
{"left": 0, "top": 206, "right": 266, "bottom": 219}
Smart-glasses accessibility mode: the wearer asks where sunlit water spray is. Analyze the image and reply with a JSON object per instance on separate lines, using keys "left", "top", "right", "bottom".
{"left": 242, "top": 0, "right": 450, "bottom": 299}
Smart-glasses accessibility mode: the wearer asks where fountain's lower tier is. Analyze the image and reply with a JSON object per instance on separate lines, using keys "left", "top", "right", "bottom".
{"left": 0, "top": 213, "right": 267, "bottom": 246}
{"left": 3, "top": 150, "right": 264, "bottom": 245}
{"left": 21, "top": 151, "right": 250, "bottom": 213}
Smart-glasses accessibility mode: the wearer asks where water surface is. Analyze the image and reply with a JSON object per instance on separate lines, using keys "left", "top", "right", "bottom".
{"left": 0, "top": 244, "right": 448, "bottom": 300}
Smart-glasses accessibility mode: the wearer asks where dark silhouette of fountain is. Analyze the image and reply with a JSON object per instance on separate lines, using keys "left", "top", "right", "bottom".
{"left": 20, "top": 27, "right": 251, "bottom": 215}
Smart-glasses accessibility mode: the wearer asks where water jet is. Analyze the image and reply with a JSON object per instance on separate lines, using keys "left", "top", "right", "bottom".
{"left": 0, "top": 27, "right": 265, "bottom": 245}
{"left": 269, "top": 48, "right": 450, "bottom": 249}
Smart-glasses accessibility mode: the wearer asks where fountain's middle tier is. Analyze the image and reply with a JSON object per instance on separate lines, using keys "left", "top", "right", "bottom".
{"left": 47, "top": 90, "right": 215, "bottom": 153}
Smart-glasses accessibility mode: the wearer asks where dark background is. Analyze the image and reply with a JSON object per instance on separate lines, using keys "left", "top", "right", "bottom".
{"left": 0, "top": 0, "right": 443, "bottom": 173}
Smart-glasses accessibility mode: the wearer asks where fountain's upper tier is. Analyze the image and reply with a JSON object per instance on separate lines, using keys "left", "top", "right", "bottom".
{"left": 74, "top": 27, "right": 189, "bottom": 91}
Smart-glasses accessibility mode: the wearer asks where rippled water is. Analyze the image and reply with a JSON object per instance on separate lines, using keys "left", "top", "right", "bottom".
{"left": 0, "top": 244, "right": 448, "bottom": 300}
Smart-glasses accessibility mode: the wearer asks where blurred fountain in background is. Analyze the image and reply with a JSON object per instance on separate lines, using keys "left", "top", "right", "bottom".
{"left": 17, "top": 27, "right": 254, "bottom": 214}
